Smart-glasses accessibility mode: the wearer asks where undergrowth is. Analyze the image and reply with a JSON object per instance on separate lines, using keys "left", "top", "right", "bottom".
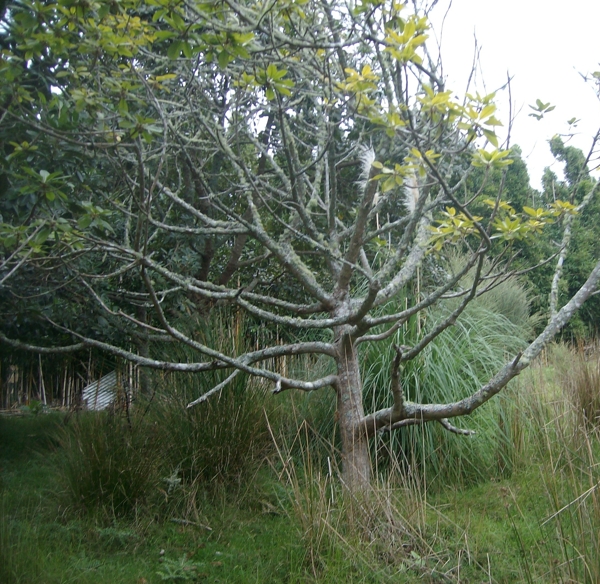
{"left": 1, "top": 298, "right": 600, "bottom": 582}
{"left": 363, "top": 270, "right": 537, "bottom": 487}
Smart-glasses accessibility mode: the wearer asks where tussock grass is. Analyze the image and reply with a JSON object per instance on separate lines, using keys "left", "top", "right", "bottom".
{"left": 49, "top": 309, "right": 281, "bottom": 526}
{"left": 56, "top": 411, "right": 162, "bottom": 518}
{"left": 363, "top": 273, "right": 537, "bottom": 486}
{"left": 3, "top": 295, "right": 600, "bottom": 582}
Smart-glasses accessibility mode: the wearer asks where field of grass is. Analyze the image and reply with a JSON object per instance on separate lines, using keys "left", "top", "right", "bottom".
{"left": 1, "top": 342, "right": 599, "bottom": 583}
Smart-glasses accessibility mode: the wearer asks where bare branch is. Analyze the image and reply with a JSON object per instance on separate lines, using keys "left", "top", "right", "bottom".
{"left": 186, "top": 370, "right": 241, "bottom": 408}
{"left": 438, "top": 418, "right": 476, "bottom": 436}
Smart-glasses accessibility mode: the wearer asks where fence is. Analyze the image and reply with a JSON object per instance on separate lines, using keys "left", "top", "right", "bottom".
{"left": 0, "top": 314, "right": 302, "bottom": 412}
{"left": 0, "top": 352, "right": 139, "bottom": 411}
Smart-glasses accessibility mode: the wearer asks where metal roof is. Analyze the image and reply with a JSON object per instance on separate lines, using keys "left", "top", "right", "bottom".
{"left": 82, "top": 371, "right": 118, "bottom": 411}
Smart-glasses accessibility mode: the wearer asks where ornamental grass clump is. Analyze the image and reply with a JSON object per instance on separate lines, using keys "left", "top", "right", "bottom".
{"left": 362, "top": 268, "right": 537, "bottom": 487}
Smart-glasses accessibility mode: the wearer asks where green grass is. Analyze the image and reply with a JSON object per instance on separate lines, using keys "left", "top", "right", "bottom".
{"left": 363, "top": 272, "right": 538, "bottom": 487}
{"left": 2, "top": 341, "right": 600, "bottom": 583}
{"left": 0, "top": 414, "right": 303, "bottom": 583}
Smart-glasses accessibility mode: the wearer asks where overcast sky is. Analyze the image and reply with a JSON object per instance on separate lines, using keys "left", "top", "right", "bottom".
{"left": 428, "top": 0, "right": 600, "bottom": 190}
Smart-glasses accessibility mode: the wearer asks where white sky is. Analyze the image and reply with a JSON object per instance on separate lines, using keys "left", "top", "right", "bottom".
{"left": 428, "top": 0, "right": 600, "bottom": 190}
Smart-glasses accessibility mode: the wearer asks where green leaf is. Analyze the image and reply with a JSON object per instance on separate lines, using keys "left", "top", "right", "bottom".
{"left": 154, "top": 31, "right": 177, "bottom": 41}
{"left": 485, "top": 116, "right": 503, "bottom": 127}
{"left": 34, "top": 227, "right": 51, "bottom": 245}
{"left": 480, "top": 104, "right": 496, "bottom": 119}
{"left": 381, "top": 177, "right": 396, "bottom": 192}
{"left": 78, "top": 215, "right": 92, "bottom": 229}
{"left": 167, "top": 41, "right": 181, "bottom": 60}
{"left": 276, "top": 84, "right": 292, "bottom": 96}
{"left": 217, "top": 50, "right": 230, "bottom": 69}
{"left": 482, "top": 129, "right": 499, "bottom": 148}
{"left": 181, "top": 41, "right": 192, "bottom": 58}
{"left": 97, "top": 3, "right": 110, "bottom": 19}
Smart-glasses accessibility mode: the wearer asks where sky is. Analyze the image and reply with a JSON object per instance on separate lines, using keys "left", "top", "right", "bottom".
{"left": 427, "top": 0, "right": 600, "bottom": 190}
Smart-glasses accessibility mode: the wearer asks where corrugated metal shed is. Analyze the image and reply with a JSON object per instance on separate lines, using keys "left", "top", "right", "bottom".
{"left": 82, "top": 371, "right": 118, "bottom": 411}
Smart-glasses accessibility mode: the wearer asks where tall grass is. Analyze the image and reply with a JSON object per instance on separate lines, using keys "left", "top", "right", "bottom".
{"left": 559, "top": 342, "right": 600, "bottom": 428}
{"left": 152, "top": 373, "right": 274, "bottom": 517}
{"left": 489, "top": 344, "right": 600, "bottom": 584}
{"left": 538, "top": 427, "right": 600, "bottom": 583}
{"left": 54, "top": 309, "right": 278, "bottom": 519}
{"left": 269, "top": 342, "right": 600, "bottom": 582}
{"left": 363, "top": 272, "right": 537, "bottom": 486}
{"left": 152, "top": 311, "right": 276, "bottom": 495}
{"left": 4, "top": 325, "right": 600, "bottom": 581}
{"left": 23, "top": 279, "right": 600, "bottom": 581}
{"left": 56, "top": 411, "right": 162, "bottom": 518}
{"left": 270, "top": 418, "right": 438, "bottom": 580}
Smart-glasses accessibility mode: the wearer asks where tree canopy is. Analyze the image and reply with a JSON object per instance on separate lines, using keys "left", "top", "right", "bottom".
{"left": 1, "top": 0, "right": 599, "bottom": 489}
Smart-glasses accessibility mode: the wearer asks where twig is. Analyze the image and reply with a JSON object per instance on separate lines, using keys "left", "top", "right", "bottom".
{"left": 170, "top": 518, "right": 212, "bottom": 531}
{"left": 438, "top": 418, "right": 476, "bottom": 436}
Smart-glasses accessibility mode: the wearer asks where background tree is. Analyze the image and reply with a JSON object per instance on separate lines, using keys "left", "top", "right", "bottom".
{"left": 542, "top": 136, "right": 600, "bottom": 335}
{"left": 1, "top": 0, "right": 599, "bottom": 490}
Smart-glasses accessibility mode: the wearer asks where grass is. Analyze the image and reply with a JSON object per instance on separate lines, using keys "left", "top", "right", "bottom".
{"left": 2, "top": 333, "right": 600, "bottom": 582}
{"left": 0, "top": 416, "right": 302, "bottom": 583}
{"left": 55, "top": 411, "right": 163, "bottom": 518}
{"left": 363, "top": 272, "right": 537, "bottom": 487}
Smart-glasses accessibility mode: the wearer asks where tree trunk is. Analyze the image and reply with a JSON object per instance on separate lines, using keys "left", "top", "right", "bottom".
{"left": 335, "top": 333, "right": 371, "bottom": 491}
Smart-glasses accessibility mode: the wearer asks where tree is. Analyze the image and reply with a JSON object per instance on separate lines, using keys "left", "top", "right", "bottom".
{"left": 1, "top": 0, "right": 599, "bottom": 490}
{"left": 543, "top": 137, "right": 600, "bottom": 334}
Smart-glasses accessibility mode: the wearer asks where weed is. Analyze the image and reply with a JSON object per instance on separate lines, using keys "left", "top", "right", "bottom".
{"left": 156, "top": 555, "right": 206, "bottom": 581}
